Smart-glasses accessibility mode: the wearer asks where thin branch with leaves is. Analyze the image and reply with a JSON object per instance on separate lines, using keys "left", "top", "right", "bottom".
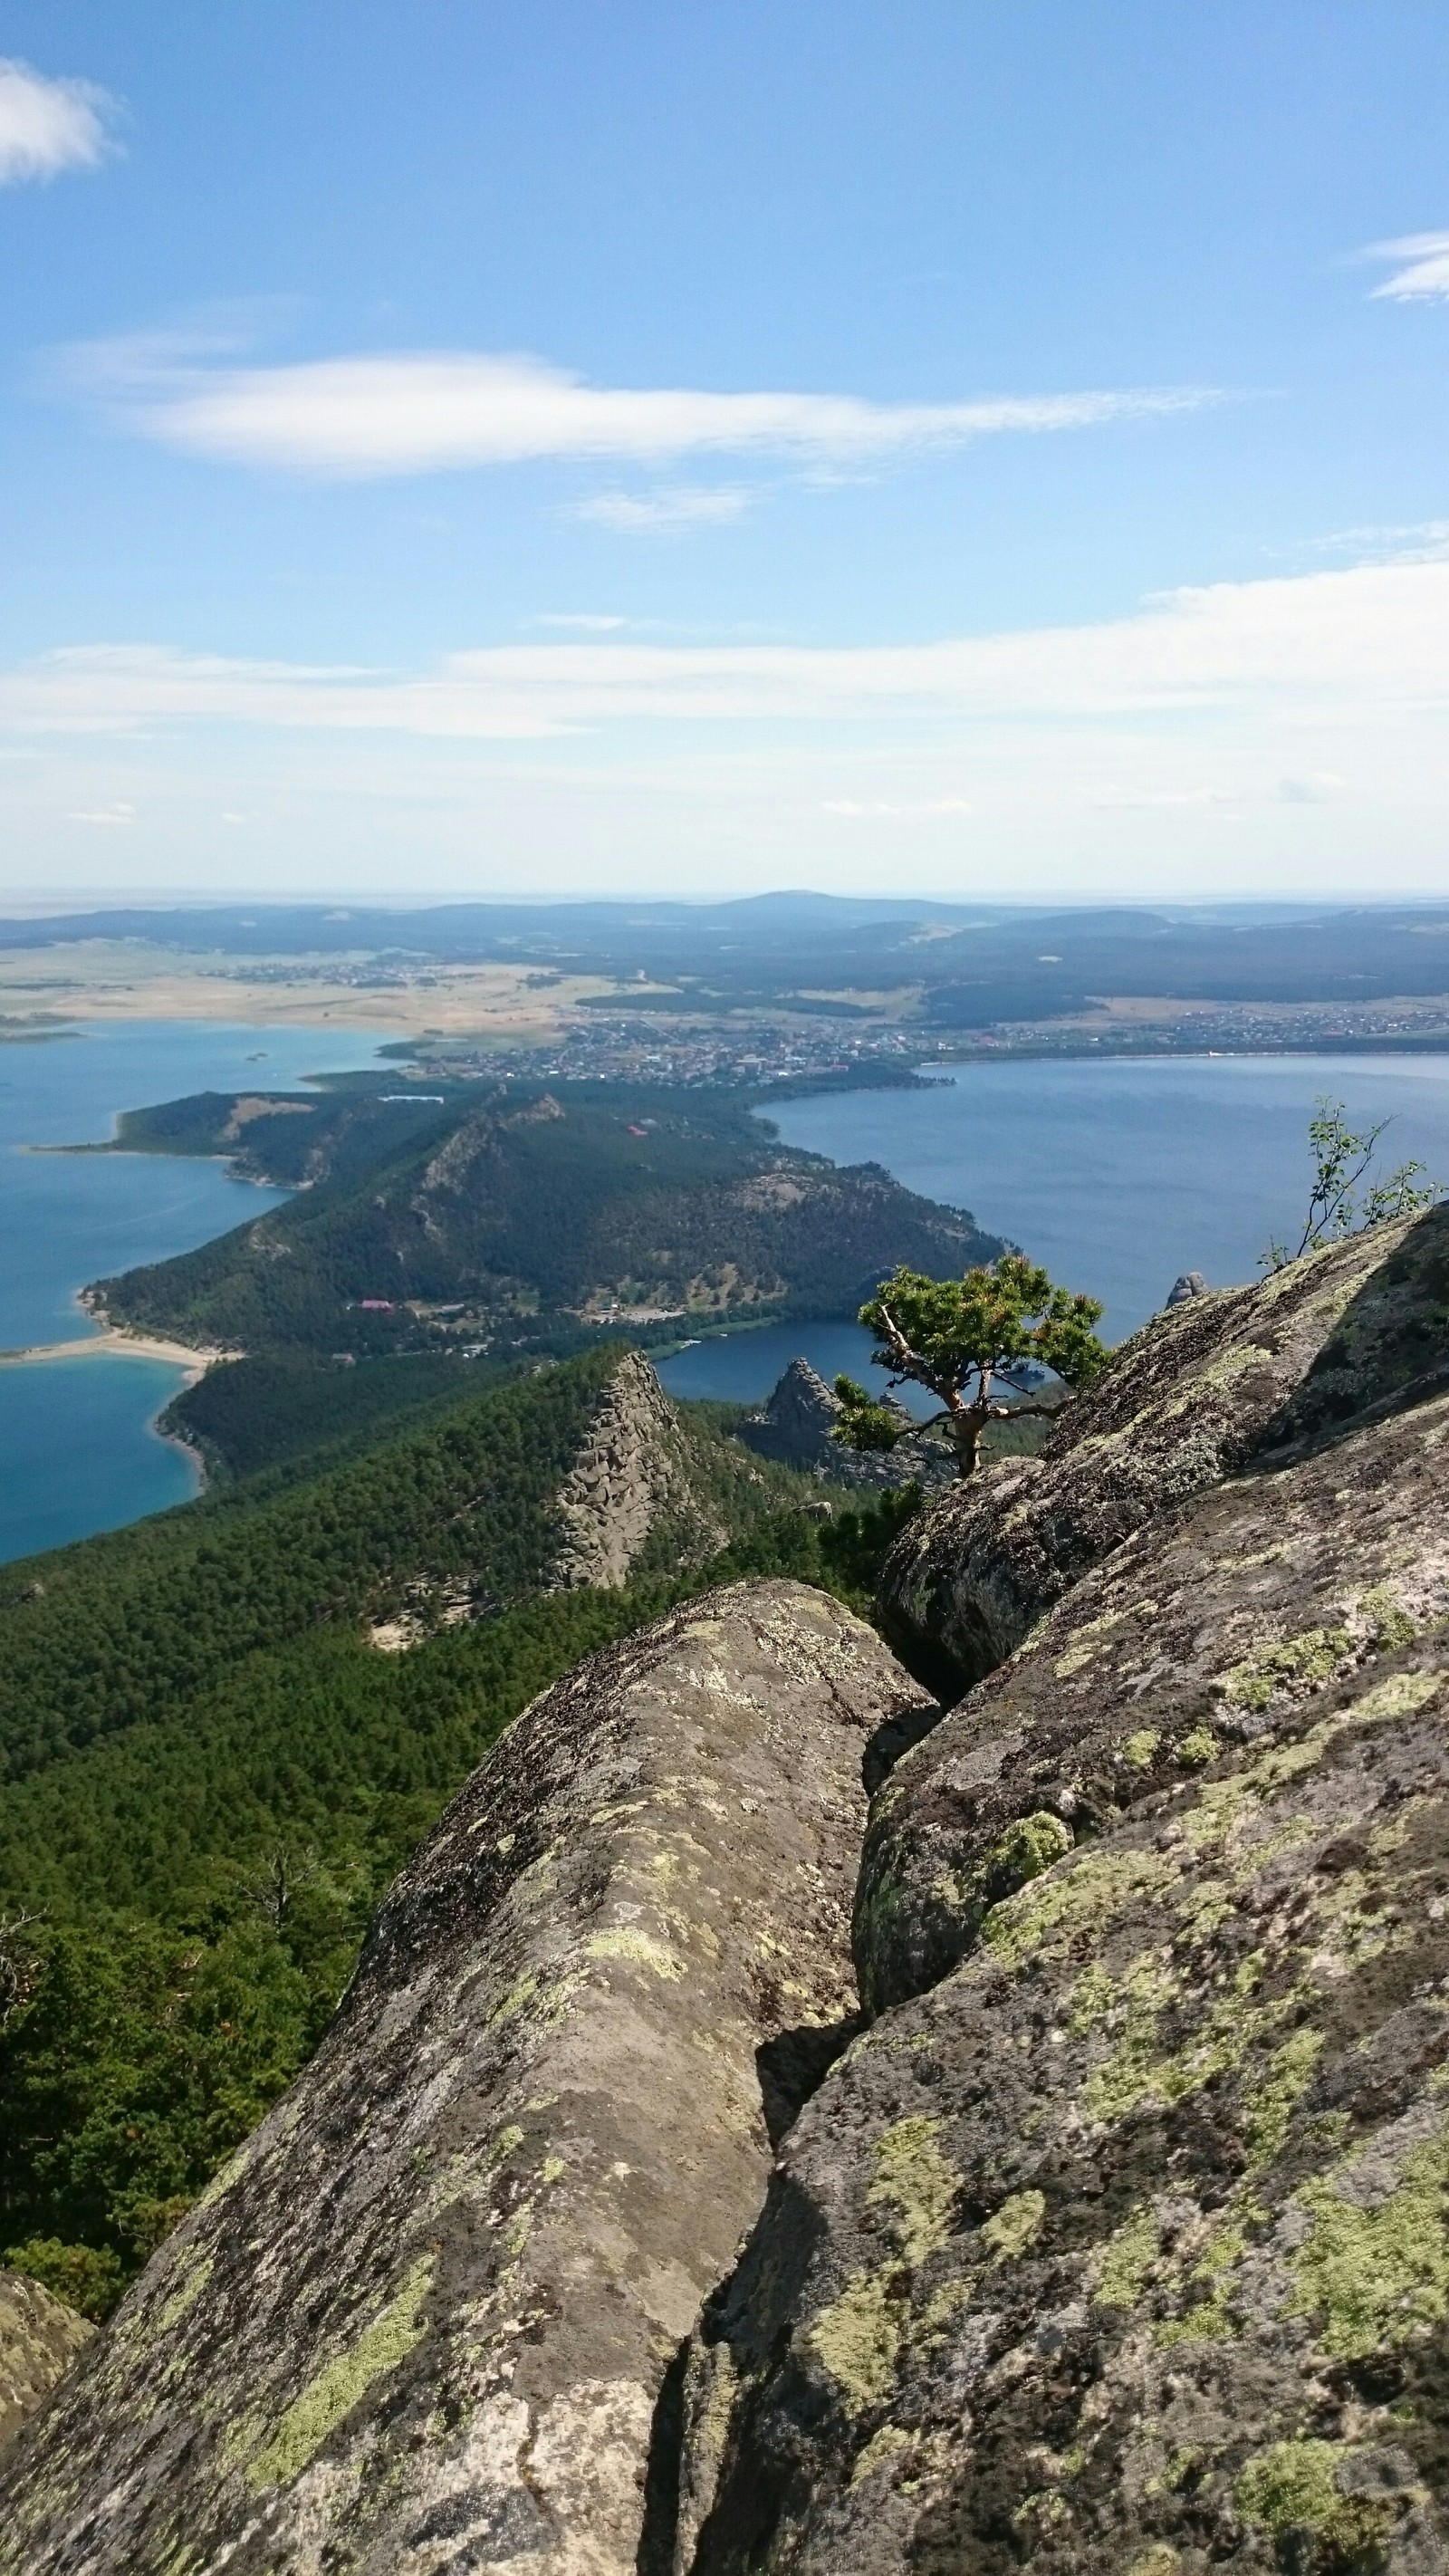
{"left": 1261, "top": 1097, "right": 1438, "bottom": 1273}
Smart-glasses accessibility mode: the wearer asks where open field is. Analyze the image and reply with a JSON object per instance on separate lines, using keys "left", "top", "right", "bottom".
{"left": 0, "top": 944, "right": 646, "bottom": 1043}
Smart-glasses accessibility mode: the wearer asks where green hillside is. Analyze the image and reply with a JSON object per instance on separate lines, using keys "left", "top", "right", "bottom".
{"left": 92, "top": 1078, "right": 1000, "bottom": 1358}
{"left": 0, "top": 1349, "right": 918, "bottom": 2314}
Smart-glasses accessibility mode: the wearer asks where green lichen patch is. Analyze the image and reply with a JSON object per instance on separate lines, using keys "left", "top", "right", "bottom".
{"left": 1095, "top": 2206, "right": 1161, "bottom": 2310}
{"left": 1289, "top": 2126, "right": 1449, "bottom": 2359}
{"left": 849, "top": 2424, "right": 913, "bottom": 2488}
{"left": 1236, "top": 2439, "right": 1401, "bottom": 2565}
{"left": 1219, "top": 1626, "right": 1353, "bottom": 1713}
{"left": 585, "top": 1926, "right": 685, "bottom": 1979}
{"left": 155, "top": 2249, "right": 215, "bottom": 2336}
{"left": 808, "top": 2270, "right": 900, "bottom": 2413}
{"left": 984, "top": 1841, "right": 1179, "bottom": 1971}
{"left": 1350, "top": 1668, "right": 1441, "bottom": 1725}
{"left": 1176, "top": 1725, "right": 1218, "bottom": 1768}
{"left": 981, "top": 2189, "right": 1045, "bottom": 2263}
{"left": 1243, "top": 2028, "right": 1325, "bottom": 2171}
{"left": 242, "top": 2252, "right": 435, "bottom": 2494}
{"left": 867, "top": 2117, "right": 958, "bottom": 2267}
{"left": 1120, "top": 1729, "right": 1161, "bottom": 1771}
{"left": 1356, "top": 1584, "right": 1418, "bottom": 1653}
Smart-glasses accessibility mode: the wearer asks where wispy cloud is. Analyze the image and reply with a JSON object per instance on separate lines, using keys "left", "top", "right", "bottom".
{"left": 530, "top": 613, "right": 629, "bottom": 631}
{"left": 67, "top": 800, "right": 135, "bottom": 825}
{"left": 1366, "top": 230, "right": 1449, "bottom": 301}
{"left": 59, "top": 336, "right": 1223, "bottom": 480}
{"left": 571, "top": 487, "right": 750, "bottom": 533}
{"left": 4, "top": 553, "right": 1446, "bottom": 743}
{"left": 0, "top": 57, "right": 117, "bottom": 185}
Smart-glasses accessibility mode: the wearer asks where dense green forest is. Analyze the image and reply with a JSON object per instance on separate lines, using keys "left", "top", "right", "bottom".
{"left": 92, "top": 1079, "right": 999, "bottom": 1358}
{"left": 0, "top": 1343, "right": 919, "bottom": 2318}
{"left": 0, "top": 1349, "right": 801, "bottom": 1786}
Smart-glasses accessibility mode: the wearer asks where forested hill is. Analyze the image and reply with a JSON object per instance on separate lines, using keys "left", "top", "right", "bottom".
{"left": 0, "top": 1347, "right": 776, "bottom": 1788}
{"left": 91, "top": 1079, "right": 1000, "bottom": 1358}
{"left": 0, "top": 1343, "right": 915, "bottom": 2312}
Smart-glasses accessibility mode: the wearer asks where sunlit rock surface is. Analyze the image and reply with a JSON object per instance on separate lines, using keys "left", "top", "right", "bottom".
{"left": 878, "top": 1206, "right": 1449, "bottom": 1702}
{"left": 675, "top": 1379, "right": 1449, "bottom": 2572}
{"left": 0, "top": 2275, "right": 91, "bottom": 2459}
{"left": 0, "top": 1580, "right": 932, "bottom": 2576}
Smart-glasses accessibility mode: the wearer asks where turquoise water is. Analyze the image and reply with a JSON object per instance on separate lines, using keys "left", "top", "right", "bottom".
{"left": 0, "top": 1022, "right": 394, "bottom": 1562}
{"left": 766, "top": 1054, "right": 1449, "bottom": 1344}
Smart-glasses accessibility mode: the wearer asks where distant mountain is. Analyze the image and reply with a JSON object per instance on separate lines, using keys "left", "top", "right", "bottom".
{"left": 7, "top": 895, "right": 1449, "bottom": 1019}
{"left": 91, "top": 1080, "right": 1001, "bottom": 1357}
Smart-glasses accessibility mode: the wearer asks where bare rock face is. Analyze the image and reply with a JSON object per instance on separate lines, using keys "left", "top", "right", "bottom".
{"left": 0, "top": 2275, "right": 91, "bottom": 2458}
{"left": 0, "top": 1581, "right": 934, "bottom": 2576}
{"left": 677, "top": 1386, "right": 1449, "bottom": 2573}
{"left": 551, "top": 1349, "right": 726, "bottom": 1586}
{"left": 737, "top": 1360, "right": 955, "bottom": 1495}
{"left": 878, "top": 1205, "right": 1449, "bottom": 1701}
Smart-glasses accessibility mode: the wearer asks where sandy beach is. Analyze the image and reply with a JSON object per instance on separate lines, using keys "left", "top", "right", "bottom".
{"left": 0, "top": 1327, "right": 225, "bottom": 1379}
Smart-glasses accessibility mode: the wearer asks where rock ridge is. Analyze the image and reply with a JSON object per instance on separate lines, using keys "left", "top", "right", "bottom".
{"left": 878, "top": 1204, "right": 1449, "bottom": 1701}
{"left": 0, "top": 1579, "right": 932, "bottom": 2576}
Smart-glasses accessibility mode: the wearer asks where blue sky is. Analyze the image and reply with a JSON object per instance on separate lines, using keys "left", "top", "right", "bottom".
{"left": 2, "top": 2, "right": 1447, "bottom": 906}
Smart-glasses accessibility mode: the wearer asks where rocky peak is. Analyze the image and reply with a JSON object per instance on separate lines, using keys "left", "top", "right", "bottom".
{"left": 738, "top": 1357, "right": 955, "bottom": 1494}
{"left": 552, "top": 1348, "right": 719, "bottom": 1587}
{"left": 10, "top": 1213, "right": 1449, "bottom": 2576}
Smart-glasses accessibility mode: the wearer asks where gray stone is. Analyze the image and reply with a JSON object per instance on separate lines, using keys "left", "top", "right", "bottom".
{"left": 878, "top": 1204, "right": 1449, "bottom": 1702}
{"left": 677, "top": 1381, "right": 1449, "bottom": 2574}
{"left": 737, "top": 1360, "right": 956, "bottom": 1495}
{"left": 0, "top": 1581, "right": 934, "bottom": 2576}
{"left": 0, "top": 2275, "right": 91, "bottom": 2458}
{"left": 1166, "top": 1268, "right": 1209, "bottom": 1305}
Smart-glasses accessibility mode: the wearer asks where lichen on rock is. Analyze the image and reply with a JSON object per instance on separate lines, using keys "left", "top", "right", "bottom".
{"left": 671, "top": 1316, "right": 1449, "bottom": 2571}
{"left": 877, "top": 1203, "right": 1449, "bottom": 1702}
{"left": 0, "top": 2273, "right": 92, "bottom": 2459}
{"left": 0, "top": 1580, "right": 934, "bottom": 2576}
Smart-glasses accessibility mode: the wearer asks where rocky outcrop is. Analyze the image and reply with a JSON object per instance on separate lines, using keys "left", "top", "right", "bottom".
{"left": 674, "top": 1377, "right": 1449, "bottom": 2573}
{"left": 737, "top": 1359, "right": 956, "bottom": 1495}
{"left": 878, "top": 1205, "right": 1449, "bottom": 1700}
{"left": 0, "top": 1581, "right": 932, "bottom": 2576}
{"left": 552, "top": 1349, "right": 727, "bottom": 1585}
{"left": 1166, "top": 1268, "right": 1209, "bottom": 1305}
{"left": 0, "top": 2276, "right": 91, "bottom": 2458}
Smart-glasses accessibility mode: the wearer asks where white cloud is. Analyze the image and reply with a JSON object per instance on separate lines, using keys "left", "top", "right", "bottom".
{"left": 530, "top": 613, "right": 629, "bottom": 630}
{"left": 67, "top": 800, "right": 135, "bottom": 824}
{"left": 62, "top": 336, "right": 1222, "bottom": 479}
{"left": 5, "top": 551, "right": 1444, "bottom": 742}
{"left": 6, "top": 548, "right": 1448, "bottom": 904}
{"left": 1366, "top": 230, "right": 1449, "bottom": 301}
{"left": 0, "top": 57, "right": 115, "bottom": 185}
{"left": 571, "top": 487, "right": 750, "bottom": 533}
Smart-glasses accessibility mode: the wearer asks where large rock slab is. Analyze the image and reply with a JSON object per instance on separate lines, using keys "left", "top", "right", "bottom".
{"left": 676, "top": 1394, "right": 1449, "bottom": 2573}
{"left": 0, "top": 2274, "right": 91, "bottom": 2457}
{"left": 0, "top": 1580, "right": 933, "bottom": 2576}
{"left": 878, "top": 1206, "right": 1449, "bottom": 1701}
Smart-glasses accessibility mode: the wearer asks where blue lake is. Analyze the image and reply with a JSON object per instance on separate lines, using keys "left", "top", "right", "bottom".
{"left": 765, "top": 1053, "right": 1449, "bottom": 1345}
{"left": 655, "top": 1317, "right": 938, "bottom": 1418}
{"left": 0, "top": 1022, "right": 397, "bottom": 1562}
{"left": 656, "top": 1054, "right": 1449, "bottom": 1410}
{"left": 6, "top": 1034, "right": 1449, "bottom": 1562}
